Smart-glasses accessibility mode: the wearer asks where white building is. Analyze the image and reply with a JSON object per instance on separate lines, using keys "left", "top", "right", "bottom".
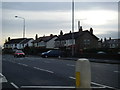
{"left": 4, "top": 38, "right": 34, "bottom": 49}
{"left": 32, "top": 35, "right": 57, "bottom": 49}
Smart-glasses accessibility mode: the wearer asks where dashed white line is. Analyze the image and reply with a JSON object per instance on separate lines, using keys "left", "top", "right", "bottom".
{"left": 67, "top": 64, "right": 75, "bottom": 67}
{"left": 18, "top": 63, "right": 28, "bottom": 67}
{"left": 69, "top": 76, "right": 75, "bottom": 80}
{"left": 33, "top": 67, "right": 40, "bottom": 70}
{"left": 10, "top": 82, "right": 19, "bottom": 89}
{"left": 114, "top": 71, "right": 119, "bottom": 73}
{"left": 21, "top": 64, "right": 28, "bottom": 67}
{"left": 33, "top": 67, "right": 54, "bottom": 74}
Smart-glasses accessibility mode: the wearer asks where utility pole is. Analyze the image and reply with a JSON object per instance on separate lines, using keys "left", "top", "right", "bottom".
{"left": 72, "top": 0, "right": 74, "bottom": 57}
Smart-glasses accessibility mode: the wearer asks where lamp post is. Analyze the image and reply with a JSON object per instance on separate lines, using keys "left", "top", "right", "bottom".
{"left": 15, "top": 16, "right": 25, "bottom": 38}
{"left": 72, "top": 0, "right": 74, "bottom": 57}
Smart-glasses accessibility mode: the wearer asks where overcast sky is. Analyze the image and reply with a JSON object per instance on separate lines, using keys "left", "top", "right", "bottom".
{"left": 1, "top": 0, "right": 120, "bottom": 46}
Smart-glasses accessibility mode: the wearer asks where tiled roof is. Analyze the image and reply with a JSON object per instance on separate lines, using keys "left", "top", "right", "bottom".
{"left": 104, "top": 39, "right": 120, "bottom": 44}
{"left": 32, "top": 35, "right": 57, "bottom": 43}
{"left": 5, "top": 38, "right": 34, "bottom": 44}
{"left": 55, "top": 30, "right": 99, "bottom": 41}
{"left": 20, "top": 38, "right": 33, "bottom": 44}
{"left": 5, "top": 38, "right": 26, "bottom": 44}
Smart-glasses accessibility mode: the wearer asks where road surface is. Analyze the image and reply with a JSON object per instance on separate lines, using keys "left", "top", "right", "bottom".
{"left": 2, "top": 55, "right": 119, "bottom": 89}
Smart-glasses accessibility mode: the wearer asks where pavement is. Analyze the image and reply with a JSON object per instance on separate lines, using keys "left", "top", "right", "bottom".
{"left": 28, "top": 54, "right": 120, "bottom": 64}
{"left": 61, "top": 57, "right": 120, "bottom": 64}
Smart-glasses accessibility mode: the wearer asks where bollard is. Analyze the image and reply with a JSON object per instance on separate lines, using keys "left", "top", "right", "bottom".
{"left": 75, "top": 58, "right": 91, "bottom": 88}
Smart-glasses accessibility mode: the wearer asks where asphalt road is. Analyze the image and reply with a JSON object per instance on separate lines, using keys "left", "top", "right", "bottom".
{"left": 2, "top": 55, "right": 119, "bottom": 89}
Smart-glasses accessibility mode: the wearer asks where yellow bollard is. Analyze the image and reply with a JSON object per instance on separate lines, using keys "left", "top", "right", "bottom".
{"left": 75, "top": 58, "right": 91, "bottom": 88}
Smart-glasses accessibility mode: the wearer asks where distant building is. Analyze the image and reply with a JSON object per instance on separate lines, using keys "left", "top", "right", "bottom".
{"left": 32, "top": 35, "right": 57, "bottom": 49}
{"left": 4, "top": 38, "right": 34, "bottom": 50}
{"left": 19, "top": 38, "right": 34, "bottom": 49}
{"left": 102, "top": 38, "right": 120, "bottom": 48}
{"left": 55, "top": 21, "right": 99, "bottom": 53}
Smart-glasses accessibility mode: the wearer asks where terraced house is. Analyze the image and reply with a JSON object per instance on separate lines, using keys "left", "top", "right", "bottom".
{"left": 55, "top": 23, "right": 99, "bottom": 54}
{"left": 32, "top": 34, "right": 57, "bottom": 49}
{"left": 4, "top": 38, "right": 34, "bottom": 50}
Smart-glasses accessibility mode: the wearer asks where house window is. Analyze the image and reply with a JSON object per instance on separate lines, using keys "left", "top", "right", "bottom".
{"left": 112, "top": 44, "right": 115, "bottom": 48}
{"left": 84, "top": 39, "right": 90, "bottom": 45}
{"left": 5, "top": 45, "right": 8, "bottom": 48}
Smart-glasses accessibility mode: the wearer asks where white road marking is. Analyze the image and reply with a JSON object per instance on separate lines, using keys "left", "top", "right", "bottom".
{"left": 67, "top": 64, "right": 75, "bottom": 67}
{"left": 18, "top": 63, "right": 22, "bottom": 65}
{"left": 33, "top": 67, "right": 54, "bottom": 74}
{"left": 0, "top": 73, "right": 8, "bottom": 83}
{"left": 18, "top": 63, "right": 28, "bottom": 67}
{"left": 21, "top": 64, "right": 28, "bottom": 67}
{"left": 0, "top": 73, "right": 3, "bottom": 77}
{"left": 69, "top": 76, "right": 75, "bottom": 80}
{"left": 114, "top": 71, "right": 119, "bottom": 73}
{"left": 11, "top": 82, "right": 19, "bottom": 89}
{"left": 68, "top": 77, "right": 116, "bottom": 89}
{"left": 91, "top": 82, "right": 115, "bottom": 89}
{"left": 21, "top": 86, "right": 75, "bottom": 88}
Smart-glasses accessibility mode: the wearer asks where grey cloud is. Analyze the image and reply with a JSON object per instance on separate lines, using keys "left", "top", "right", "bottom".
{"left": 26, "top": 20, "right": 71, "bottom": 31}
{"left": 97, "top": 31, "right": 118, "bottom": 39}
{"left": 2, "top": 19, "right": 71, "bottom": 34}
{"left": 2, "top": 2, "right": 71, "bottom": 12}
{"left": 75, "top": 2, "right": 118, "bottom": 11}
{"left": 2, "top": 2, "right": 117, "bottom": 12}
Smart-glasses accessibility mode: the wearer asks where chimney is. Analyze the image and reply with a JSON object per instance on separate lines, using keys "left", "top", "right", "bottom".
{"left": 60, "top": 30, "right": 63, "bottom": 36}
{"left": 35, "top": 34, "right": 38, "bottom": 40}
{"left": 8, "top": 37, "right": 11, "bottom": 41}
{"left": 100, "top": 38, "right": 103, "bottom": 42}
{"left": 50, "top": 34, "right": 53, "bottom": 37}
{"left": 78, "top": 21, "right": 80, "bottom": 31}
{"left": 79, "top": 26, "right": 83, "bottom": 32}
{"left": 109, "top": 37, "right": 111, "bottom": 40}
{"left": 104, "top": 37, "right": 107, "bottom": 42}
{"left": 90, "top": 28, "right": 93, "bottom": 34}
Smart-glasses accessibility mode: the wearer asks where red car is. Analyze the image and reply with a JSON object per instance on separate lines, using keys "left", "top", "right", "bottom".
{"left": 14, "top": 50, "right": 25, "bottom": 57}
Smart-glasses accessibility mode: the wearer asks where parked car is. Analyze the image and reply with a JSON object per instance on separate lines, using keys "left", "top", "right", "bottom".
{"left": 41, "top": 50, "right": 64, "bottom": 58}
{"left": 14, "top": 50, "right": 25, "bottom": 57}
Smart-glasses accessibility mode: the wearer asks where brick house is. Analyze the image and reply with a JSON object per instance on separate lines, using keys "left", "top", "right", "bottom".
{"left": 55, "top": 27, "right": 99, "bottom": 54}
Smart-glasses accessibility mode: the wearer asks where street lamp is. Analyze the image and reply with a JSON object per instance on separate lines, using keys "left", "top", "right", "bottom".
{"left": 15, "top": 16, "right": 25, "bottom": 38}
